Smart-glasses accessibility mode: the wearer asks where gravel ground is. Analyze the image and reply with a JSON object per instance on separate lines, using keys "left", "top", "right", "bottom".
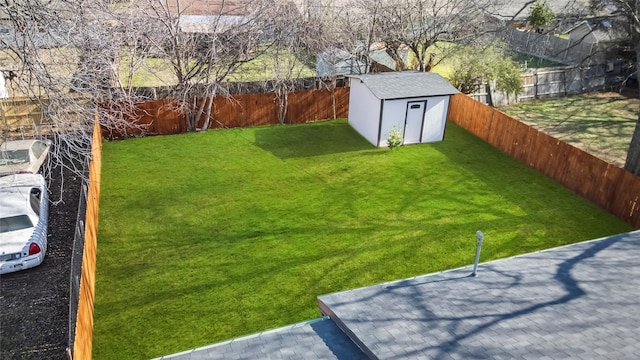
{"left": 0, "top": 161, "right": 82, "bottom": 360}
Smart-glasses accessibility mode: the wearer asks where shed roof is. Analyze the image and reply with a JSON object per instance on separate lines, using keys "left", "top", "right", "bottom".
{"left": 349, "top": 72, "right": 459, "bottom": 100}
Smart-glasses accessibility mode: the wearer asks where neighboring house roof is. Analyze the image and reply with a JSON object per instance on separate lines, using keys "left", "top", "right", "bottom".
{"left": 179, "top": 14, "right": 247, "bottom": 33}
{"left": 369, "top": 48, "right": 408, "bottom": 71}
{"left": 564, "top": 19, "right": 620, "bottom": 43}
{"left": 316, "top": 47, "right": 409, "bottom": 77}
{"left": 316, "top": 48, "right": 368, "bottom": 77}
{"left": 159, "top": 0, "right": 299, "bottom": 33}
{"left": 349, "top": 72, "right": 460, "bottom": 100}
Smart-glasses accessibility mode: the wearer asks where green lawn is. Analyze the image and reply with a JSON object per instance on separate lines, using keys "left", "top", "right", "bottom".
{"left": 119, "top": 48, "right": 315, "bottom": 87}
{"left": 430, "top": 45, "right": 562, "bottom": 79}
{"left": 94, "top": 120, "right": 632, "bottom": 359}
{"left": 509, "top": 52, "right": 566, "bottom": 69}
{"left": 500, "top": 92, "right": 640, "bottom": 167}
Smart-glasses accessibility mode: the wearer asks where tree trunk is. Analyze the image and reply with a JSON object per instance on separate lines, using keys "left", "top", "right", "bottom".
{"left": 625, "top": 114, "right": 640, "bottom": 174}
{"left": 185, "top": 97, "right": 197, "bottom": 132}
{"left": 276, "top": 87, "right": 287, "bottom": 124}
{"left": 623, "top": 54, "right": 640, "bottom": 174}
{"left": 200, "top": 95, "right": 214, "bottom": 131}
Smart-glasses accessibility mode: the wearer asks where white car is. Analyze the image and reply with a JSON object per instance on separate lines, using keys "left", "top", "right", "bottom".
{"left": 0, "top": 174, "right": 48, "bottom": 274}
{"left": 0, "top": 139, "right": 52, "bottom": 177}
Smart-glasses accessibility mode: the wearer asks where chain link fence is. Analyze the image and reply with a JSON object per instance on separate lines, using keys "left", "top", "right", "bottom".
{"left": 66, "top": 158, "right": 89, "bottom": 359}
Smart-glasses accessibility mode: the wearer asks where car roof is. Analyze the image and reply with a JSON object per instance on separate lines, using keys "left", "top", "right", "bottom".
{"left": 0, "top": 173, "right": 45, "bottom": 189}
{"left": 0, "top": 139, "right": 49, "bottom": 151}
{"left": 0, "top": 174, "right": 44, "bottom": 218}
{"left": 0, "top": 189, "right": 32, "bottom": 218}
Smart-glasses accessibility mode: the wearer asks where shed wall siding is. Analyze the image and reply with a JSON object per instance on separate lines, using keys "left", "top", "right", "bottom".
{"left": 348, "top": 80, "right": 381, "bottom": 146}
{"left": 422, "top": 96, "right": 449, "bottom": 143}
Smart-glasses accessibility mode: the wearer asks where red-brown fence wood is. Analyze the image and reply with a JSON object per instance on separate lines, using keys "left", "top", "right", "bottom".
{"left": 102, "top": 87, "right": 349, "bottom": 138}
{"left": 449, "top": 93, "right": 640, "bottom": 228}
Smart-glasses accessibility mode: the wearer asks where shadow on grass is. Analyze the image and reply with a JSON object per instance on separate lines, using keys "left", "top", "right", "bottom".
{"left": 502, "top": 93, "right": 637, "bottom": 144}
{"left": 500, "top": 93, "right": 638, "bottom": 162}
{"left": 429, "top": 123, "right": 631, "bottom": 243}
{"left": 254, "top": 121, "right": 373, "bottom": 159}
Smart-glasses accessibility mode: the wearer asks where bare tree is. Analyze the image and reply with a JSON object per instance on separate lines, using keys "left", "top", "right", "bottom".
{"left": 371, "top": 0, "right": 492, "bottom": 72}
{"left": 0, "top": 0, "right": 146, "bottom": 191}
{"left": 264, "top": 2, "right": 308, "bottom": 124}
{"left": 131, "top": 0, "right": 277, "bottom": 131}
{"left": 559, "top": 0, "right": 640, "bottom": 174}
{"left": 604, "top": 0, "right": 640, "bottom": 174}
{"left": 328, "top": 0, "right": 377, "bottom": 73}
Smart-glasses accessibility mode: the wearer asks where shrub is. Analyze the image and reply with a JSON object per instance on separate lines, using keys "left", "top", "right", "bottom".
{"left": 529, "top": 0, "right": 554, "bottom": 29}
{"left": 387, "top": 128, "right": 403, "bottom": 149}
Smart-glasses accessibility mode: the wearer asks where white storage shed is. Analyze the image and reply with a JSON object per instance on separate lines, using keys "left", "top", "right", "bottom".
{"left": 348, "top": 72, "right": 459, "bottom": 147}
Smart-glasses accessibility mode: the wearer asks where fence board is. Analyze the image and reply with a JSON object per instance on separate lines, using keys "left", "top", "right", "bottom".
{"left": 73, "top": 119, "right": 102, "bottom": 360}
{"left": 449, "top": 93, "right": 640, "bottom": 229}
{"left": 610, "top": 171, "right": 640, "bottom": 225}
{"left": 0, "top": 98, "right": 45, "bottom": 128}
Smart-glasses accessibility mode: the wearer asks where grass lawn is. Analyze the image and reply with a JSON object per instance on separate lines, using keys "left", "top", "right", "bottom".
{"left": 93, "top": 120, "right": 632, "bottom": 359}
{"left": 509, "top": 52, "right": 565, "bottom": 69}
{"left": 499, "top": 92, "right": 640, "bottom": 167}
{"left": 119, "top": 49, "right": 315, "bottom": 87}
{"left": 430, "top": 45, "right": 563, "bottom": 80}
{"left": 118, "top": 56, "right": 176, "bottom": 88}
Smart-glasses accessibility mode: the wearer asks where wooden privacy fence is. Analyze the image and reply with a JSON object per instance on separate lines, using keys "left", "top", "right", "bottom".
{"left": 469, "top": 65, "right": 616, "bottom": 106}
{"left": 448, "top": 93, "right": 640, "bottom": 228}
{"left": 0, "top": 98, "right": 45, "bottom": 125}
{"left": 101, "top": 87, "right": 349, "bottom": 138}
{"left": 72, "top": 119, "right": 102, "bottom": 360}
{"left": 74, "top": 88, "right": 640, "bottom": 359}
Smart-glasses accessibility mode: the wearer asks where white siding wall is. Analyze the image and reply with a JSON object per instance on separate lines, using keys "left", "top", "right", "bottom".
{"left": 348, "top": 80, "right": 381, "bottom": 146}
{"left": 349, "top": 88, "right": 452, "bottom": 147}
{"left": 380, "top": 98, "right": 428, "bottom": 147}
{"left": 421, "top": 96, "right": 449, "bottom": 143}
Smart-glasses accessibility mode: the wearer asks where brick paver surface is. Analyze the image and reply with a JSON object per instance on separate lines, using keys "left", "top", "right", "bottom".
{"left": 154, "top": 317, "right": 368, "bottom": 360}
{"left": 319, "top": 231, "right": 640, "bottom": 359}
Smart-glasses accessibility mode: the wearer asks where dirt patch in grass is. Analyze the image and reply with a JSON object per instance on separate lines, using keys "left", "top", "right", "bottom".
{"left": 500, "top": 91, "right": 640, "bottom": 167}
{"left": 0, "top": 157, "right": 81, "bottom": 359}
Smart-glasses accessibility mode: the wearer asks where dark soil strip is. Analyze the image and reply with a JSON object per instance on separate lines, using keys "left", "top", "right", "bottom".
{"left": 0, "top": 162, "right": 81, "bottom": 360}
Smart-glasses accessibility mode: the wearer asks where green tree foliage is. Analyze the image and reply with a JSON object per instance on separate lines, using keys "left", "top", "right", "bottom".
{"left": 447, "top": 44, "right": 523, "bottom": 97}
{"left": 528, "top": 0, "right": 555, "bottom": 28}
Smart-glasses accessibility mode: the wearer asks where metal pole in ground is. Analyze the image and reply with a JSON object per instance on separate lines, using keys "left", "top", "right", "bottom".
{"left": 472, "top": 231, "right": 484, "bottom": 277}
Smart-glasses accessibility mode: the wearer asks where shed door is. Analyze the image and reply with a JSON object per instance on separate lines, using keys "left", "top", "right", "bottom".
{"left": 404, "top": 101, "right": 427, "bottom": 144}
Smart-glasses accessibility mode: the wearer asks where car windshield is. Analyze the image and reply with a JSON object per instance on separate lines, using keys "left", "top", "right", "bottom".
{"left": 0, "top": 150, "right": 29, "bottom": 165}
{"left": 0, "top": 215, "right": 33, "bottom": 233}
